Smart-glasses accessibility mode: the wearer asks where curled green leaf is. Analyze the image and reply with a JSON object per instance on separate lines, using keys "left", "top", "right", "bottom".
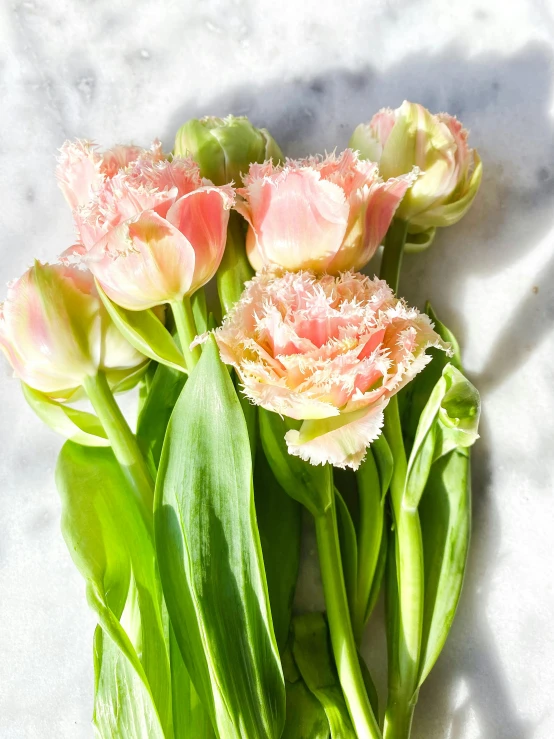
{"left": 96, "top": 281, "right": 187, "bottom": 373}
{"left": 403, "top": 363, "right": 480, "bottom": 510}
{"left": 22, "top": 383, "right": 109, "bottom": 446}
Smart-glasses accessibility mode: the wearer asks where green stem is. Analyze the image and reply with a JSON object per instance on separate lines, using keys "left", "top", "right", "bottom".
{"left": 315, "top": 466, "right": 382, "bottom": 739}
{"left": 354, "top": 451, "right": 384, "bottom": 644}
{"left": 380, "top": 218, "right": 408, "bottom": 294}
{"left": 380, "top": 217, "right": 423, "bottom": 739}
{"left": 383, "top": 397, "right": 423, "bottom": 739}
{"left": 217, "top": 211, "right": 253, "bottom": 315}
{"left": 83, "top": 372, "right": 154, "bottom": 525}
{"left": 171, "top": 296, "right": 201, "bottom": 370}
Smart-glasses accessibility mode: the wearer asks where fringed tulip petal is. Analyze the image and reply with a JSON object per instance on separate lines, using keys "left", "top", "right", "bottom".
{"left": 213, "top": 270, "right": 449, "bottom": 469}
{"left": 285, "top": 402, "right": 386, "bottom": 470}
{"left": 238, "top": 149, "right": 414, "bottom": 274}
{"left": 86, "top": 211, "right": 197, "bottom": 310}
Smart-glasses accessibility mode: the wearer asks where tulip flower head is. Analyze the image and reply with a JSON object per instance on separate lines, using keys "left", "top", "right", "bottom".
{"left": 350, "top": 101, "right": 482, "bottom": 230}
{"left": 212, "top": 270, "right": 449, "bottom": 469}
{"left": 0, "top": 261, "right": 146, "bottom": 396}
{"left": 56, "top": 139, "right": 165, "bottom": 211}
{"left": 236, "top": 150, "right": 416, "bottom": 275}
{"left": 60, "top": 151, "right": 235, "bottom": 311}
{"left": 174, "top": 115, "right": 284, "bottom": 186}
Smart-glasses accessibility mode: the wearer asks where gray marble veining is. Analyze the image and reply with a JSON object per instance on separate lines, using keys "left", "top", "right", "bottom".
{"left": 1, "top": 1, "right": 554, "bottom": 737}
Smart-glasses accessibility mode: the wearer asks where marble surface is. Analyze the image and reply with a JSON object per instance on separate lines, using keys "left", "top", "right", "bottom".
{"left": 1, "top": 1, "right": 554, "bottom": 737}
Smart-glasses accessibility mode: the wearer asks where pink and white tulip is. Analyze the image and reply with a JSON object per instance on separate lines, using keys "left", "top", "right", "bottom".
{"left": 212, "top": 270, "right": 449, "bottom": 469}
{"left": 56, "top": 139, "right": 165, "bottom": 211}
{"left": 0, "top": 261, "right": 146, "bottom": 396}
{"left": 58, "top": 146, "right": 235, "bottom": 311}
{"left": 350, "top": 101, "right": 482, "bottom": 229}
{"left": 236, "top": 150, "right": 415, "bottom": 274}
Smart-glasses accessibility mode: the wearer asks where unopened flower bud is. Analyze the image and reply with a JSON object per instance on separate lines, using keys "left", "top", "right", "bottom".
{"left": 174, "top": 115, "right": 283, "bottom": 186}
{"left": 0, "top": 261, "right": 146, "bottom": 396}
{"left": 350, "top": 101, "right": 482, "bottom": 231}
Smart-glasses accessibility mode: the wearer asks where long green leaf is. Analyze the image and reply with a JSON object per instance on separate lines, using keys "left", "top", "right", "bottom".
{"left": 334, "top": 488, "right": 358, "bottom": 625}
{"left": 291, "top": 613, "right": 356, "bottom": 739}
{"left": 254, "top": 443, "right": 302, "bottom": 652}
{"left": 417, "top": 449, "right": 471, "bottom": 685}
{"left": 400, "top": 305, "right": 475, "bottom": 689}
{"left": 169, "top": 626, "right": 215, "bottom": 738}
{"left": 137, "top": 362, "right": 187, "bottom": 471}
{"left": 56, "top": 443, "right": 171, "bottom": 738}
{"left": 93, "top": 626, "right": 165, "bottom": 739}
{"left": 155, "top": 335, "right": 285, "bottom": 739}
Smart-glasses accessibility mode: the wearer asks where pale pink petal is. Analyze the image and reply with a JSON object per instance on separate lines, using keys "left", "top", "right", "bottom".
{"left": 438, "top": 114, "right": 472, "bottom": 186}
{"left": 166, "top": 185, "right": 234, "bottom": 293}
{"left": 101, "top": 145, "right": 147, "bottom": 177}
{"left": 300, "top": 149, "right": 380, "bottom": 197}
{"left": 370, "top": 109, "right": 396, "bottom": 146}
{"left": 86, "top": 210, "right": 196, "bottom": 310}
{"left": 57, "top": 140, "right": 104, "bottom": 210}
{"left": 327, "top": 171, "right": 416, "bottom": 273}
{"left": 129, "top": 156, "right": 203, "bottom": 200}
{"left": 240, "top": 167, "right": 349, "bottom": 271}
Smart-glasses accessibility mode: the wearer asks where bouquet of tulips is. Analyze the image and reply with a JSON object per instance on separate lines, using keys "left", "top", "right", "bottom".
{"left": 0, "top": 103, "right": 482, "bottom": 739}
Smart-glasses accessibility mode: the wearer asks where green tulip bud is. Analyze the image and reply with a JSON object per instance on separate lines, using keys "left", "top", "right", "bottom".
{"left": 174, "top": 115, "right": 283, "bottom": 186}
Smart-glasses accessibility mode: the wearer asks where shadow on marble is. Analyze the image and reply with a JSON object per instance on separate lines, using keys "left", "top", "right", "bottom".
{"left": 165, "top": 42, "right": 554, "bottom": 739}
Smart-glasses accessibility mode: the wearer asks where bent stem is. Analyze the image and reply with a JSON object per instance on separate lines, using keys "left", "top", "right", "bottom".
{"left": 83, "top": 371, "right": 154, "bottom": 527}
{"left": 315, "top": 465, "right": 382, "bottom": 739}
{"left": 171, "top": 295, "right": 201, "bottom": 371}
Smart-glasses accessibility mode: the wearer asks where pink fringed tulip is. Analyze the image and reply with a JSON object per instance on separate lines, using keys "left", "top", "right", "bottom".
{"left": 0, "top": 261, "right": 146, "bottom": 396}
{"left": 56, "top": 139, "right": 165, "bottom": 211}
{"left": 350, "top": 101, "right": 482, "bottom": 230}
{"left": 63, "top": 154, "right": 235, "bottom": 310}
{"left": 236, "top": 150, "right": 416, "bottom": 274}
{"left": 212, "top": 270, "right": 448, "bottom": 469}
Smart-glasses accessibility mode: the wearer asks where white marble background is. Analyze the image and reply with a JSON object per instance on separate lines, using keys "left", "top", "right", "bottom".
{"left": 1, "top": 1, "right": 554, "bottom": 737}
